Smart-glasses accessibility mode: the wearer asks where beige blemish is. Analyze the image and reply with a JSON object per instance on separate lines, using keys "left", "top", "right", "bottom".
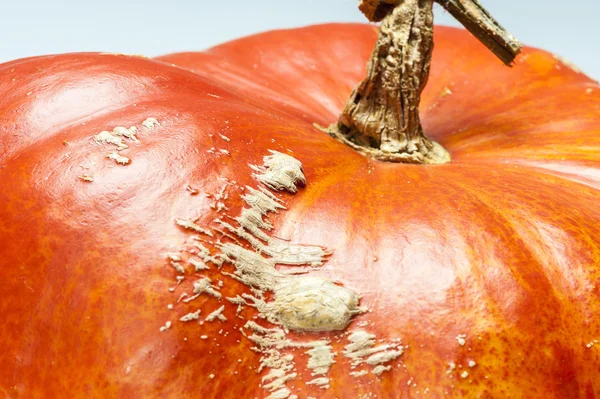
{"left": 587, "top": 340, "right": 598, "bottom": 348}
{"left": 251, "top": 150, "right": 306, "bottom": 193}
{"left": 344, "top": 330, "right": 403, "bottom": 373}
{"left": 188, "top": 257, "right": 210, "bottom": 271}
{"left": 78, "top": 175, "right": 94, "bottom": 182}
{"left": 159, "top": 321, "right": 172, "bottom": 332}
{"left": 371, "top": 365, "right": 391, "bottom": 376}
{"left": 112, "top": 126, "right": 139, "bottom": 141}
{"left": 216, "top": 202, "right": 227, "bottom": 212}
{"left": 167, "top": 253, "right": 181, "bottom": 262}
{"left": 106, "top": 152, "right": 130, "bottom": 165}
{"left": 447, "top": 362, "right": 456, "bottom": 374}
{"left": 191, "top": 243, "right": 223, "bottom": 267}
{"left": 180, "top": 310, "right": 201, "bottom": 322}
{"left": 365, "top": 349, "right": 403, "bottom": 365}
{"left": 94, "top": 130, "right": 128, "bottom": 150}
{"left": 142, "top": 117, "right": 160, "bottom": 129}
{"left": 244, "top": 320, "right": 334, "bottom": 397}
{"left": 306, "top": 377, "right": 330, "bottom": 389}
{"left": 227, "top": 296, "right": 247, "bottom": 314}
{"left": 170, "top": 260, "right": 185, "bottom": 274}
{"left": 205, "top": 305, "right": 227, "bottom": 322}
{"left": 186, "top": 185, "right": 199, "bottom": 195}
{"left": 94, "top": 125, "right": 138, "bottom": 150}
{"left": 440, "top": 87, "right": 453, "bottom": 98}
{"left": 306, "top": 342, "right": 335, "bottom": 376}
{"left": 245, "top": 323, "right": 297, "bottom": 395}
{"left": 169, "top": 152, "right": 403, "bottom": 397}
{"left": 214, "top": 169, "right": 355, "bottom": 333}
{"left": 265, "top": 388, "right": 292, "bottom": 399}
{"left": 268, "top": 277, "right": 363, "bottom": 332}
{"left": 177, "top": 293, "right": 189, "bottom": 303}
{"left": 90, "top": 120, "right": 155, "bottom": 175}
{"left": 262, "top": 370, "right": 298, "bottom": 394}
{"left": 175, "top": 218, "right": 214, "bottom": 237}
{"left": 191, "top": 277, "right": 222, "bottom": 300}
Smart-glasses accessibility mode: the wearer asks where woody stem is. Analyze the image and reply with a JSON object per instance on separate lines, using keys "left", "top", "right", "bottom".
{"left": 325, "top": 0, "right": 521, "bottom": 164}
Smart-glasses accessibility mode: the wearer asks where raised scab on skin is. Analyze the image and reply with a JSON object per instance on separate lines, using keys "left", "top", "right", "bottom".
{"left": 106, "top": 151, "right": 130, "bottom": 165}
{"left": 205, "top": 305, "right": 227, "bottom": 322}
{"left": 78, "top": 174, "right": 94, "bottom": 182}
{"left": 343, "top": 330, "right": 403, "bottom": 375}
{"left": 269, "top": 277, "right": 364, "bottom": 332}
{"left": 90, "top": 119, "right": 154, "bottom": 171}
{"left": 142, "top": 117, "right": 160, "bottom": 130}
{"left": 250, "top": 150, "right": 306, "bottom": 193}
{"left": 180, "top": 310, "right": 201, "bottom": 322}
{"left": 168, "top": 151, "right": 403, "bottom": 397}
{"left": 175, "top": 218, "right": 214, "bottom": 237}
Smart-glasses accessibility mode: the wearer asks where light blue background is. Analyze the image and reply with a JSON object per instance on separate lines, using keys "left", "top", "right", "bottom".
{"left": 1, "top": 1, "right": 598, "bottom": 79}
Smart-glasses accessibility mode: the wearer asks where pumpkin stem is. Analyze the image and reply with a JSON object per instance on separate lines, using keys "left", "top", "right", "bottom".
{"left": 323, "top": 0, "right": 522, "bottom": 164}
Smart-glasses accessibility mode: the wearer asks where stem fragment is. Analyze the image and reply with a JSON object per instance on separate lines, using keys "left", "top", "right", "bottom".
{"left": 325, "top": 0, "right": 522, "bottom": 164}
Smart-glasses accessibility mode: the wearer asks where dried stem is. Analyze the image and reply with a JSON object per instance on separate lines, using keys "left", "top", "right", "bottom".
{"left": 324, "top": 0, "right": 522, "bottom": 164}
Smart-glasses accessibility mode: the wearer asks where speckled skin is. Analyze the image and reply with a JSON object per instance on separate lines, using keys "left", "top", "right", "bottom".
{"left": 1, "top": 24, "right": 600, "bottom": 398}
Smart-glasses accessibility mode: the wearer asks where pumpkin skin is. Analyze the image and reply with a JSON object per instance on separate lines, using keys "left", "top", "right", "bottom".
{"left": 2, "top": 22, "right": 600, "bottom": 398}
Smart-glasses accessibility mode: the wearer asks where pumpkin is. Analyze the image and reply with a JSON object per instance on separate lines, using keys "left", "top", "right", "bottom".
{"left": 2, "top": 15, "right": 600, "bottom": 399}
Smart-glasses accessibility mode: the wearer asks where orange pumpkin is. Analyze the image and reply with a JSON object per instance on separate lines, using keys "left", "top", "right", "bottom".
{"left": 1, "top": 22, "right": 600, "bottom": 398}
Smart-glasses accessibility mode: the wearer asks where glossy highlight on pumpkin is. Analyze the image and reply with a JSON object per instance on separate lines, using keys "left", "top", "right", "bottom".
{"left": 1, "top": 24, "right": 600, "bottom": 398}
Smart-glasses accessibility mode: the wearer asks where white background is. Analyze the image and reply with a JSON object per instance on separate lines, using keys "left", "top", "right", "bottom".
{"left": 1, "top": 1, "right": 598, "bottom": 79}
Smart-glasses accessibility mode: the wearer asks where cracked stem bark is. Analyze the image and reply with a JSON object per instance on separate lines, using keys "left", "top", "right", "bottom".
{"left": 325, "top": 0, "right": 522, "bottom": 164}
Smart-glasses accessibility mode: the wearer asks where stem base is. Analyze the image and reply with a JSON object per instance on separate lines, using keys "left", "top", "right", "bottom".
{"left": 324, "top": 124, "right": 450, "bottom": 164}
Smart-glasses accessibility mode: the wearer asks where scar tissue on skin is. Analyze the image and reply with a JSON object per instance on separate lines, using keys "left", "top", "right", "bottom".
{"left": 175, "top": 218, "right": 214, "bottom": 237}
{"left": 142, "top": 117, "right": 160, "bottom": 129}
{"left": 251, "top": 150, "right": 306, "bottom": 193}
{"left": 92, "top": 120, "right": 154, "bottom": 168}
{"left": 94, "top": 125, "right": 138, "bottom": 150}
{"left": 180, "top": 310, "right": 201, "bottom": 322}
{"left": 171, "top": 151, "right": 402, "bottom": 398}
{"left": 205, "top": 305, "right": 227, "bottom": 322}
{"left": 106, "top": 152, "right": 130, "bottom": 165}
{"left": 343, "top": 330, "right": 403, "bottom": 370}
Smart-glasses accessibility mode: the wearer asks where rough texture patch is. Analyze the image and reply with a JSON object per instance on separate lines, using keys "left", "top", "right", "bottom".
{"left": 175, "top": 219, "right": 214, "bottom": 237}
{"left": 269, "top": 277, "right": 363, "bottom": 332}
{"left": 106, "top": 152, "right": 130, "bottom": 165}
{"left": 344, "top": 330, "right": 403, "bottom": 375}
{"left": 191, "top": 277, "right": 222, "bottom": 299}
{"left": 251, "top": 150, "right": 306, "bottom": 193}
{"left": 94, "top": 130, "right": 128, "bottom": 150}
{"left": 205, "top": 305, "right": 226, "bottom": 322}
{"left": 91, "top": 120, "right": 152, "bottom": 170}
{"left": 180, "top": 310, "right": 201, "bottom": 322}
{"left": 167, "top": 152, "right": 403, "bottom": 397}
{"left": 142, "top": 117, "right": 160, "bottom": 129}
{"left": 306, "top": 343, "right": 336, "bottom": 375}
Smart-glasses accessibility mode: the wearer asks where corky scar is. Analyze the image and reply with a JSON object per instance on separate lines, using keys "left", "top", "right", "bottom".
{"left": 166, "top": 150, "right": 403, "bottom": 398}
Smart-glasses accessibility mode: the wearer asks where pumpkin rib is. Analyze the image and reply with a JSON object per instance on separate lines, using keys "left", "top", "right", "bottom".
{"left": 516, "top": 161, "right": 600, "bottom": 191}
{"left": 0, "top": 54, "right": 329, "bottom": 164}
